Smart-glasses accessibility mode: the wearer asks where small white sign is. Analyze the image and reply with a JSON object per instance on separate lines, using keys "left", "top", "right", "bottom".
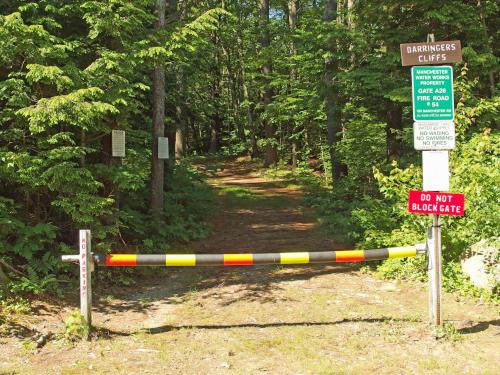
{"left": 158, "top": 137, "right": 169, "bottom": 159}
{"left": 422, "top": 151, "right": 449, "bottom": 191}
{"left": 112, "top": 130, "right": 125, "bottom": 157}
{"left": 414, "top": 122, "right": 455, "bottom": 150}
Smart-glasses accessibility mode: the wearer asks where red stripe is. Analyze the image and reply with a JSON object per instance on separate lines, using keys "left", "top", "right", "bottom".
{"left": 105, "top": 254, "right": 137, "bottom": 266}
{"left": 223, "top": 254, "right": 253, "bottom": 266}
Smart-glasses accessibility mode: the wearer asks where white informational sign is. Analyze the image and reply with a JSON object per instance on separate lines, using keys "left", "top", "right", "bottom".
{"left": 111, "top": 130, "right": 125, "bottom": 157}
{"left": 422, "top": 151, "right": 449, "bottom": 191}
{"left": 158, "top": 137, "right": 169, "bottom": 159}
{"left": 414, "top": 122, "right": 455, "bottom": 150}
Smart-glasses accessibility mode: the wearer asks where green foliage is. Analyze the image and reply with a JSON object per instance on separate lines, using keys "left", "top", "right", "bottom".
{"left": 162, "top": 164, "right": 215, "bottom": 242}
{"left": 63, "top": 309, "right": 89, "bottom": 341}
{"left": 118, "top": 163, "right": 214, "bottom": 248}
{"left": 0, "top": 296, "right": 31, "bottom": 315}
{"left": 436, "top": 322, "right": 463, "bottom": 343}
{"left": 377, "top": 257, "right": 427, "bottom": 283}
{"left": 8, "top": 273, "right": 58, "bottom": 295}
{"left": 0, "top": 0, "right": 498, "bottom": 303}
{"left": 0, "top": 1, "right": 224, "bottom": 295}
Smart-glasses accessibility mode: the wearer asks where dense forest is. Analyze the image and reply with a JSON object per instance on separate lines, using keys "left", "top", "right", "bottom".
{"left": 0, "top": 0, "right": 498, "bottom": 297}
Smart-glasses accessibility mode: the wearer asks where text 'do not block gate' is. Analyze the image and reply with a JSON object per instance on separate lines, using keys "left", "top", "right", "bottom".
{"left": 408, "top": 190, "right": 464, "bottom": 216}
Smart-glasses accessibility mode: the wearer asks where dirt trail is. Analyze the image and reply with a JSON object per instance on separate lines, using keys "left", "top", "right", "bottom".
{"left": 1, "top": 160, "right": 499, "bottom": 374}
{"left": 192, "top": 161, "right": 349, "bottom": 253}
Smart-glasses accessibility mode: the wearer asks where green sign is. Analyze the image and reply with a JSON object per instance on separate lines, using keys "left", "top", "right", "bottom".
{"left": 411, "top": 66, "right": 454, "bottom": 121}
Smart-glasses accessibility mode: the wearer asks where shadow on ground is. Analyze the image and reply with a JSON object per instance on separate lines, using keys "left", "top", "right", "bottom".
{"left": 93, "top": 264, "right": 359, "bottom": 315}
{"left": 94, "top": 316, "right": 421, "bottom": 338}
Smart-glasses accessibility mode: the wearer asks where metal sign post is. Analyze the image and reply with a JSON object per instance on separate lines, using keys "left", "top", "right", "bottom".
{"left": 429, "top": 215, "right": 442, "bottom": 326}
{"left": 402, "top": 34, "right": 464, "bottom": 331}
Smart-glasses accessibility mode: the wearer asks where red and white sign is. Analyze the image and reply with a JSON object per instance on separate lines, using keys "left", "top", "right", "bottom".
{"left": 408, "top": 190, "right": 464, "bottom": 216}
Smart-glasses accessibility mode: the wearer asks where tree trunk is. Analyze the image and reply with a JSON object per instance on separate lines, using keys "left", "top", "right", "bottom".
{"left": 288, "top": 0, "right": 298, "bottom": 169}
{"left": 260, "top": 0, "right": 278, "bottom": 167}
{"left": 385, "top": 39, "right": 403, "bottom": 162}
{"left": 101, "top": 123, "right": 121, "bottom": 232}
{"left": 323, "top": 0, "right": 343, "bottom": 184}
{"left": 164, "top": 0, "right": 179, "bottom": 186}
{"left": 150, "top": 0, "right": 166, "bottom": 220}
{"left": 175, "top": 2, "right": 187, "bottom": 159}
{"left": 346, "top": 0, "right": 355, "bottom": 29}
{"left": 243, "top": 75, "right": 257, "bottom": 158}
{"left": 0, "top": 262, "right": 9, "bottom": 285}
{"left": 386, "top": 103, "right": 403, "bottom": 161}
{"left": 210, "top": 31, "right": 222, "bottom": 154}
{"left": 175, "top": 75, "right": 186, "bottom": 158}
{"left": 477, "top": 0, "right": 496, "bottom": 97}
{"left": 175, "top": 104, "right": 186, "bottom": 158}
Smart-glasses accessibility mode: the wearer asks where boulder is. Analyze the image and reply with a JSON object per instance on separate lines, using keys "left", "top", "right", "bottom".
{"left": 461, "top": 238, "right": 499, "bottom": 292}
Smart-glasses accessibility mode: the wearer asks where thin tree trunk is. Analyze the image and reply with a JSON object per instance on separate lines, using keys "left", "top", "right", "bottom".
{"left": 385, "top": 41, "right": 403, "bottom": 162}
{"left": 80, "top": 129, "right": 86, "bottom": 166}
{"left": 323, "top": 0, "right": 343, "bottom": 183}
{"left": 101, "top": 123, "right": 120, "bottom": 227}
{"left": 210, "top": 31, "right": 222, "bottom": 154}
{"left": 242, "top": 68, "right": 257, "bottom": 158}
{"left": 175, "top": 105, "right": 186, "bottom": 158}
{"left": 0, "top": 262, "right": 9, "bottom": 285}
{"left": 289, "top": 0, "right": 298, "bottom": 169}
{"left": 346, "top": 0, "right": 355, "bottom": 29}
{"left": 188, "top": 112, "right": 202, "bottom": 153}
{"left": 150, "top": 0, "right": 166, "bottom": 220}
{"left": 175, "top": 1, "right": 187, "bottom": 158}
{"left": 175, "top": 74, "right": 186, "bottom": 158}
{"left": 477, "top": 0, "right": 495, "bottom": 96}
{"left": 164, "top": 0, "right": 179, "bottom": 186}
{"left": 386, "top": 103, "right": 403, "bottom": 161}
{"left": 260, "top": 0, "right": 278, "bottom": 167}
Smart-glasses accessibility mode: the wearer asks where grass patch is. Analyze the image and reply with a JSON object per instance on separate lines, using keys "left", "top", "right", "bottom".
{"left": 436, "top": 322, "right": 464, "bottom": 343}
{"left": 218, "top": 185, "right": 289, "bottom": 209}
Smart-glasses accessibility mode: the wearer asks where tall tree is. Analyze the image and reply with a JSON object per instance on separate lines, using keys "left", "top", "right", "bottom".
{"left": 288, "top": 0, "right": 299, "bottom": 169}
{"left": 323, "top": 0, "right": 343, "bottom": 182}
{"left": 150, "top": 0, "right": 166, "bottom": 220}
{"left": 260, "top": 0, "right": 278, "bottom": 166}
{"left": 209, "top": 30, "right": 222, "bottom": 154}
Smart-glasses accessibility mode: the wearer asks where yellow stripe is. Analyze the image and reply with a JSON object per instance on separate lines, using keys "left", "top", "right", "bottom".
{"left": 166, "top": 254, "right": 196, "bottom": 266}
{"left": 280, "top": 252, "right": 309, "bottom": 264}
{"left": 388, "top": 247, "right": 417, "bottom": 259}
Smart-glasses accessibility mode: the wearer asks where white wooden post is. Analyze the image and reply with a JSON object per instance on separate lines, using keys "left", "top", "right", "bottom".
{"left": 428, "top": 215, "right": 442, "bottom": 327}
{"left": 79, "top": 229, "right": 92, "bottom": 334}
{"left": 427, "top": 226, "right": 435, "bottom": 322}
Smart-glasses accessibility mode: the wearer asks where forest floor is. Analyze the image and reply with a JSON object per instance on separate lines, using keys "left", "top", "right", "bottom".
{"left": 1, "top": 159, "right": 499, "bottom": 375}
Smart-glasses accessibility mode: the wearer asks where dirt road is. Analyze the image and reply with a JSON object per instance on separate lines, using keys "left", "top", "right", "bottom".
{"left": 1, "top": 160, "right": 499, "bottom": 374}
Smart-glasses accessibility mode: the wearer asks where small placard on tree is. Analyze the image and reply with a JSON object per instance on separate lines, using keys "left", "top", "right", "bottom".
{"left": 158, "top": 137, "right": 169, "bottom": 159}
{"left": 112, "top": 130, "right": 125, "bottom": 157}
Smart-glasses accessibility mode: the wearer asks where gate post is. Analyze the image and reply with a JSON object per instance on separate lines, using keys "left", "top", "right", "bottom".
{"left": 428, "top": 215, "right": 442, "bottom": 327}
{"left": 79, "top": 229, "right": 92, "bottom": 336}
